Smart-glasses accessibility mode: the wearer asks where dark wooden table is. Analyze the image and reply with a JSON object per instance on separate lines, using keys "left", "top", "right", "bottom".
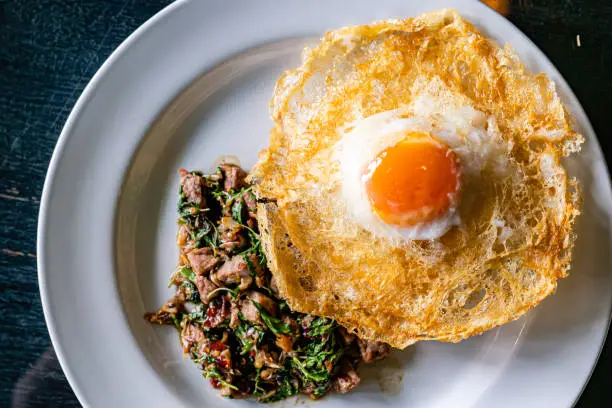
{"left": 1, "top": 0, "right": 610, "bottom": 406}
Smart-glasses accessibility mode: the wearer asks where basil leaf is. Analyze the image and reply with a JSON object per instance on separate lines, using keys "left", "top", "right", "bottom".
{"left": 231, "top": 198, "right": 244, "bottom": 224}
{"left": 252, "top": 301, "right": 291, "bottom": 335}
{"left": 179, "top": 266, "right": 196, "bottom": 282}
{"left": 307, "top": 317, "right": 335, "bottom": 337}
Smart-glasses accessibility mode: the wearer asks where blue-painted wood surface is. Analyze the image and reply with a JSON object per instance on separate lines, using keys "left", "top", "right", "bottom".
{"left": 0, "top": 0, "right": 609, "bottom": 406}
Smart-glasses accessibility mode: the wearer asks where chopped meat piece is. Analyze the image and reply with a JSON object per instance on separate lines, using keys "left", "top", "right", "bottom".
{"left": 219, "top": 217, "right": 248, "bottom": 252}
{"left": 177, "top": 224, "right": 190, "bottom": 248}
{"left": 218, "top": 384, "right": 233, "bottom": 397}
{"left": 300, "top": 315, "right": 315, "bottom": 335}
{"left": 181, "top": 322, "right": 207, "bottom": 355}
{"left": 249, "top": 290, "right": 277, "bottom": 315}
{"left": 180, "top": 169, "right": 205, "bottom": 206}
{"left": 204, "top": 296, "right": 231, "bottom": 328}
{"left": 220, "top": 163, "right": 247, "bottom": 192}
{"left": 145, "top": 294, "right": 185, "bottom": 325}
{"left": 218, "top": 348, "right": 232, "bottom": 369}
{"left": 255, "top": 275, "right": 266, "bottom": 289}
{"left": 240, "top": 300, "right": 260, "bottom": 324}
{"left": 240, "top": 290, "right": 276, "bottom": 324}
{"left": 246, "top": 218, "right": 257, "bottom": 230}
{"left": 219, "top": 216, "right": 240, "bottom": 232}
{"left": 213, "top": 256, "right": 248, "bottom": 284}
{"left": 212, "top": 255, "right": 252, "bottom": 290}
{"left": 301, "top": 383, "right": 317, "bottom": 397}
{"left": 194, "top": 275, "right": 219, "bottom": 304}
{"left": 242, "top": 190, "right": 258, "bottom": 214}
{"left": 333, "top": 360, "right": 361, "bottom": 394}
{"left": 259, "top": 368, "right": 275, "bottom": 381}
{"left": 357, "top": 339, "right": 391, "bottom": 363}
{"left": 219, "top": 237, "right": 247, "bottom": 252}
{"left": 338, "top": 327, "right": 356, "bottom": 346}
{"left": 253, "top": 347, "right": 281, "bottom": 369}
{"left": 269, "top": 276, "right": 280, "bottom": 296}
{"left": 238, "top": 276, "right": 253, "bottom": 291}
{"left": 246, "top": 253, "right": 265, "bottom": 276}
{"left": 229, "top": 301, "right": 240, "bottom": 329}
{"left": 187, "top": 247, "right": 219, "bottom": 276}
{"left": 275, "top": 334, "right": 294, "bottom": 353}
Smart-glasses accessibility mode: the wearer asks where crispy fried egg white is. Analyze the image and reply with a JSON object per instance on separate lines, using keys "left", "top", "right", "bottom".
{"left": 250, "top": 9, "right": 582, "bottom": 348}
{"left": 336, "top": 96, "right": 510, "bottom": 241}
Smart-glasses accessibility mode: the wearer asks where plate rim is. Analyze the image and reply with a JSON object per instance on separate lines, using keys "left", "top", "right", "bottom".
{"left": 36, "top": 1, "right": 187, "bottom": 406}
{"left": 36, "top": 0, "right": 612, "bottom": 407}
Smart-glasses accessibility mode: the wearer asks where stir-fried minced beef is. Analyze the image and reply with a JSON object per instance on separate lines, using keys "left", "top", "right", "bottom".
{"left": 194, "top": 275, "right": 218, "bottom": 304}
{"left": 187, "top": 247, "right": 219, "bottom": 276}
{"left": 219, "top": 163, "right": 247, "bottom": 192}
{"left": 240, "top": 290, "right": 277, "bottom": 324}
{"left": 218, "top": 217, "right": 248, "bottom": 252}
{"left": 145, "top": 294, "right": 185, "bottom": 326}
{"left": 357, "top": 339, "right": 391, "bottom": 363}
{"left": 212, "top": 255, "right": 250, "bottom": 286}
{"left": 146, "top": 166, "right": 391, "bottom": 402}
{"left": 179, "top": 169, "right": 205, "bottom": 207}
{"left": 333, "top": 360, "right": 361, "bottom": 394}
{"left": 338, "top": 327, "right": 357, "bottom": 346}
{"left": 242, "top": 189, "right": 258, "bottom": 214}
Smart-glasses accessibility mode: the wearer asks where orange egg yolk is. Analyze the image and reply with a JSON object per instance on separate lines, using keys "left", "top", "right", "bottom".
{"left": 363, "top": 133, "right": 461, "bottom": 227}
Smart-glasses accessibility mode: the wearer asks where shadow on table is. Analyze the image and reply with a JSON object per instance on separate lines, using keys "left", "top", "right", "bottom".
{"left": 11, "top": 347, "right": 79, "bottom": 408}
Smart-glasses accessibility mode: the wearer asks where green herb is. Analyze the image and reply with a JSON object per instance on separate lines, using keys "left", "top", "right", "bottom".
{"left": 193, "top": 353, "right": 216, "bottom": 365}
{"left": 179, "top": 266, "right": 196, "bottom": 283}
{"left": 182, "top": 281, "right": 201, "bottom": 303}
{"left": 241, "top": 340, "right": 254, "bottom": 355}
{"left": 307, "top": 317, "right": 335, "bottom": 337}
{"left": 290, "top": 328, "right": 344, "bottom": 389}
{"left": 238, "top": 225, "right": 266, "bottom": 266}
{"left": 301, "top": 341, "right": 343, "bottom": 371}
{"left": 187, "top": 304, "right": 207, "bottom": 323}
{"left": 231, "top": 198, "right": 244, "bottom": 224}
{"left": 170, "top": 314, "right": 181, "bottom": 330}
{"left": 311, "top": 382, "right": 331, "bottom": 398}
{"left": 211, "top": 190, "right": 230, "bottom": 202}
{"left": 260, "top": 366, "right": 298, "bottom": 402}
{"left": 253, "top": 368, "right": 265, "bottom": 396}
{"left": 252, "top": 301, "right": 292, "bottom": 336}
{"left": 247, "top": 188, "right": 256, "bottom": 202}
{"left": 234, "top": 323, "right": 255, "bottom": 355}
{"left": 177, "top": 182, "right": 219, "bottom": 249}
{"left": 201, "top": 221, "right": 219, "bottom": 249}
{"left": 211, "top": 187, "right": 242, "bottom": 205}
{"left": 293, "top": 357, "right": 328, "bottom": 383}
{"left": 189, "top": 219, "right": 211, "bottom": 241}
{"left": 177, "top": 187, "right": 188, "bottom": 210}
{"left": 236, "top": 317, "right": 266, "bottom": 349}
{"left": 207, "top": 286, "right": 240, "bottom": 300}
{"left": 203, "top": 368, "right": 239, "bottom": 391}
{"left": 180, "top": 202, "right": 201, "bottom": 218}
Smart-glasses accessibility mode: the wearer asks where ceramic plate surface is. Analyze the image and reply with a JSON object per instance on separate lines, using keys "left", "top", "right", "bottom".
{"left": 38, "top": 0, "right": 612, "bottom": 407}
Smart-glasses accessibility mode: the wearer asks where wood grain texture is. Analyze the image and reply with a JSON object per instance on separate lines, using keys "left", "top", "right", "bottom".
{"left": 0, "top": 1, "right": 171, "bottom": 406}
{"left": 509, "top": 3, "right": 612, "bottom": 406}
{"left": 0, "top": 0, "right": 609, "bottom": 406}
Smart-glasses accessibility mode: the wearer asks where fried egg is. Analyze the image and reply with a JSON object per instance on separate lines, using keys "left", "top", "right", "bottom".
{"left": 251, "top": 9, "right": 582, "bottom": 348}
{"left": 337, "top": 96, "right": 509, "bottom": 241}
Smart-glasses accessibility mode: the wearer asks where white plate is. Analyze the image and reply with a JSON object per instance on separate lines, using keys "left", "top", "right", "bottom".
{"left": 37, "top": 0, "right": 612, "bottom": 407}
